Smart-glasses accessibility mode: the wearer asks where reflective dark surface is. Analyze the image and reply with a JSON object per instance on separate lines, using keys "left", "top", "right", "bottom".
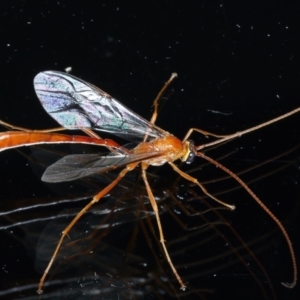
{"left": 1, "top": 2, "right": 300, "bottom": 299}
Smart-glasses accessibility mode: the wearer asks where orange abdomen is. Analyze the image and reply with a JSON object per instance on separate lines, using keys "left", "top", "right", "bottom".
{"left": 0, "top": 131, "right": 120, "bottom": 151}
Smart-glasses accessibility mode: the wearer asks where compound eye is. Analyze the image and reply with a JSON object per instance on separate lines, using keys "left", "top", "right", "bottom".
{"left": 186, "top": 139, "right": 195, "bottom": 164}
{"left": 186, "top": 151, "right": 195, "bottom": 164}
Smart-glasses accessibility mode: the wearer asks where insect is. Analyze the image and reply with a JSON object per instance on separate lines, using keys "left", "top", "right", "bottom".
{"left": 0, "top": 71, "right": 299, "bottom": 293}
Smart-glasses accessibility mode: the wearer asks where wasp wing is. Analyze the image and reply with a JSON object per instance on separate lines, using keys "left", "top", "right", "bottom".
{"left": 42, "top": 151, "right": 164, "bottom": 183}
{"left": 34, "top": 71, "right": 166, "bottom": 141}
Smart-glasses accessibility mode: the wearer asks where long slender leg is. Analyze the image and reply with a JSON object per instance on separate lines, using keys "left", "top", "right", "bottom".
{"left": 141, "top": 164, "right": 187, "bottom": 291}
{"left": 37, "top": 165, "right": 134, "bottom": 294}
{"left": 168, "top": 162, "right": 235, "bottom": 210}
{"left": 0, "top": 119, "right": 104, "bottom": 140}
{"left": 143, "top": 73, "right": 178, "bottom": 142}
{"left": 0, "top": 119, "right": 65, "bottom": 133}
{"left": 170, "top": 154, "right": 296, "bottom": 288}
{"left": 149, "top": 73, "right": 178, "bottom": 125}
{"left": 81, "top": 128, "right": 102, "bottom": 139}
{"left": 183, "top": 127, "right": 231, "bottom": 142}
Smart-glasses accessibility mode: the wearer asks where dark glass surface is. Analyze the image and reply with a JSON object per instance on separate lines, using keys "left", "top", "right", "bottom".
{"left": 0, "top": 2, "right": 300, "bottom": 299}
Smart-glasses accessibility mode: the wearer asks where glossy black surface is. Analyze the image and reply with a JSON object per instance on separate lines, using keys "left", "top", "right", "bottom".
{"left": 0, "top": 2, "right": 300, "bottom": 299}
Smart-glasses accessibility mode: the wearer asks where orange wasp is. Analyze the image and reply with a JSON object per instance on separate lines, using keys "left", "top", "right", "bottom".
{"left": 0, "top": 71, "right": 299, "bottom": 293}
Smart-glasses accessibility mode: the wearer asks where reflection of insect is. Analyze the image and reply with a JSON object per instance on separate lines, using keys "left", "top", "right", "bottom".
{"left": 0, "top": 71, "right": 299, "bottom": 293}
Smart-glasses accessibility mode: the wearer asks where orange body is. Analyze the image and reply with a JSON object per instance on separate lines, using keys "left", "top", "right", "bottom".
{"left": 0, "top": 131, "right": 120, "bottom": 151}
{"left": 134, "top": 135, "right": 188, "bottom": 166}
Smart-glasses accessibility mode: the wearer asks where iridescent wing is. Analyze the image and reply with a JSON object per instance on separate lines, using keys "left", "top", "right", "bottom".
{"left": 42, "top": 150, "right": 164, "bottom": 183}
{"left": 34, "top": 71, "right": 167, "bottom": 141}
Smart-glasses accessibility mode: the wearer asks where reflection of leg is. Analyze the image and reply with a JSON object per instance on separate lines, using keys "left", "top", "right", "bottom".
{"left": 168, "top": 161, "right": 235, "bottom": 210}
{"left": 198, "top": 152, "right": 297, "bottom": 289}
{"left": 37, "top": 166, "right": 130, "bottom": 294}
{"left": 141, "top": 166, "right": 186, "bottom": 290}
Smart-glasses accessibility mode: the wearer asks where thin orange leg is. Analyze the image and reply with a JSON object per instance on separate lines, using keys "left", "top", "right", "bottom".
{"left": 143, "top": 73, "right": 178, "bottom": 142}
{"left": 169, "top": 162, "right": 235, "bottom": 210}
{"left": 168, "top": 154, "right": 297, "bottom": 288}
{"left": 149, "top": 73, "right": 178, "bottom": 125}
{"left": 141, "top": 164, "right": 187, "bottom": 290}
{"left": 0, "top": 119, "right": 65, "bottom": 133}
{"left": 37, "top": 165, "right": 133, "bottom": 294}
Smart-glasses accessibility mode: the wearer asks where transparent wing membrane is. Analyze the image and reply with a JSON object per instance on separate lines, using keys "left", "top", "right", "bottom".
{"left": 42, "top": 151, "right": 164, "bottom": 182}
{"left": 34, "top": 71, "right": 166, "bottom": 141}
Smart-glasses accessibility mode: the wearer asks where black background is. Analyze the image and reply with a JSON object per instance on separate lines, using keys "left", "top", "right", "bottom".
{"left": 1, "top": 1, "right": 300, "bottom": 300}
